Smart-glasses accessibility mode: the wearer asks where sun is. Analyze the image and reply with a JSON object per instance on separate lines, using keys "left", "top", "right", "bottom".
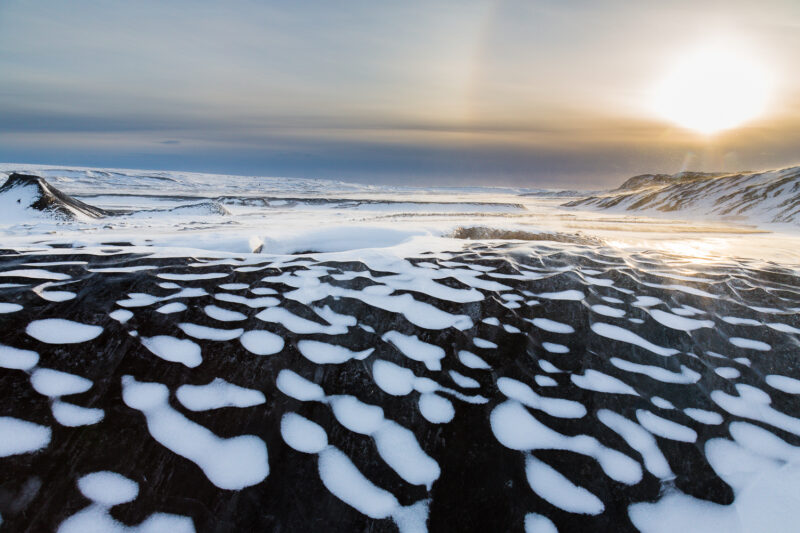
{"left": 652, "top": 44, "right": 770, "bottom": 135}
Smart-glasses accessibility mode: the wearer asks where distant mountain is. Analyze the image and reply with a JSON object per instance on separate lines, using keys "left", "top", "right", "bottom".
{"left": 0, "top": 173, "right": 109, "bottom": 222}
{"left": 563, "top": 166, "right": 800, "bottom": 225}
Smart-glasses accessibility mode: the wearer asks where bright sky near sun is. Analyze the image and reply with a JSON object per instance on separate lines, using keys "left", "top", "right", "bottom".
{"left": 0, "top": 0, "right": 798, "bottom": 187}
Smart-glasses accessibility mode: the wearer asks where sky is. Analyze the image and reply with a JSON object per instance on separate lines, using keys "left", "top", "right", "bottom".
{"left": 1, "top": 0, "right": 799, "bottom": 188}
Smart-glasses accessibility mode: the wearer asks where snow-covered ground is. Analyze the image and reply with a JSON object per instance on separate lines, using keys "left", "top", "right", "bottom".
{"left": 1, "top": 164, "right": 800, "bottom": 533}
{"left": 565, "top": 165, "right": 800, "bottom": 226}
{"left": 1, "top": 164, "right": 799, "bottom": 265}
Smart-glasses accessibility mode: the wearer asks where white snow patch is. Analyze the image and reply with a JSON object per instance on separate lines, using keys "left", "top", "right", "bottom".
{"left": 0, "top": 344, "right": 39, "bottom": 370}
{"left": 525, "top": 454, "right": 604, "bottom": 515}
{"left": 418, "top": 393, "right": 455, "bottom": 424}
{"left": 382, "top": 331, "right": 445, "bottom": 371}
{"left": 276, "top": 369, "right": 326, "bottom": 401}
{"left": 109, "top": 309, "right": 133, "bottom": 323}
{"left": 178, "top": 322, "right": 243, "bottom": 341}
{"left": 711, "top": 384, "right": 800, "bottom": 436}
{"left": 591, "top": 304, "right": 625, "bottom": 318}
{"left": 0, "top": 302, "right": 23, "bottom": 313}
{"left": 457, "top": 350, "right": 491, "bottom": 369}
{"left": 0, "top": 269, "right": 70, "bottom": 280}
{"left": 524, "top": 512, "right": 558, "bottom": 533}
{"left": 490, "top": 400, "right": 641, "bottom": 484}
{"left": 536, "top": 290, "right": 584, "bottom": 301}
{"left": 121, "top": 375, "right": 268, "bottom": 490}
{"left": 445, "top": 368, "right": 479, "bottom": 389}
{"left": 317, "top": 445, "right": 399, "bottom": 518}
{"left": 297, "top": 340, "right": 373, "bottom": 364}
{"left": 157, "top": 272, "right": 228, "bottom": 281}
{"left": 767, "top": 322, "right": 800, "bottom": 334}
{"left": 257, "top": 307, "right": 347, "bottom": 334}
{"left": 766, "top": 374, "right": 800, "bottom": 394}
{"left": 535, "top": 375, "right": 557, "bottom": 387}
{"left": 26, "top": 319, "right": 103, "bottom": 344}
{"left": 52, "top": 401, "right": 104, "bottom": 427}
{"left": 31, "top": 368, "right": 93, "bottom": 397}
{"left": 214, "top": 292, "right": 279, "bottom": 308}
{"left": 598, "top": 409, "right": 673, "bottom": 479}
{"left": 280, "top": 412, "right": 328, "bottom": 454}
{"left": 177, "top": 378, "right": 265, "bottom": 411}
{"left": 683, "top": 408, "right": 723, "bottom": 425}
{"left": 609, "top": 357, "right": 700, "bottom": 384}
{"left": 156, "top": 302, "right": 186, "bottom": 314}
{"left": 329, "top": 395, "right": 385, "bottom": 435}
{"left": 571, "top": 369, "right": 638, "bottom": 396}
{"left": 372, "top": 360, "right": 416, "bottom": 396}
{"left": 0, "top": 416, "right": 51, "bottom": 457}
{"left": 729, "top": 337, "right": 771, "bottom": 351}
{"left": 78, "top": 471, "right": 139, "bottom": 506}
{"left": 721, "top": 316, "right": 761, "bottom": 326}
{"left": 239, "top": 330, "right": 284, "bottom": 356}
{"left": 649, "top": 309, "right": 714, "bottom": 331}
{"left": 591, "top": 322, "right": 678, "bottom": 357}
{"left": 498, "top": 377, "right": 586, "bottom": 418}
{"left": 219, "top": 283, "right": 249, "bottom": 290}
{"left": 204, "top": 304, "right": 247, "bottom": 322}
{"left": 714, "top": 366, "right": 741, "bottom": 379}
{"left": 529, "top": 318, "right": 574, "bottom": 334}
{"left": 636, "top": 410, "right": 697, "bottom": 442}
{"left": 473, "top": 337, "right": 497, "bottom": 349}
{"left": 541, "top": 342, "right": 569, "bottom": 354}
{"left": 651, "top": 396, "right": 675, "bottom": 410}
{"left": 141, "top": 336, "right": 202, "bottom": 368}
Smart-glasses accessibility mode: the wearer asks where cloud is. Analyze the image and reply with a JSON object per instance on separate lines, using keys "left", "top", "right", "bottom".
{"left": 0, "top": 0, "right": 798, "bottom": 185}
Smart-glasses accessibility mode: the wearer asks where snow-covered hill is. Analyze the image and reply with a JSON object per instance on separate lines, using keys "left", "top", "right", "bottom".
{"left": 0, "top": 173, "right": 110, "bottom": 223}
{"left": 564, "top": 166, "right": 800, "bottom": 225}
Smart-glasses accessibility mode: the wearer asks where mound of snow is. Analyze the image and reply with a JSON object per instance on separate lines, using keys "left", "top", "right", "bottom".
{"left": 253, "top": 226, "right": 427, "bottom": 254}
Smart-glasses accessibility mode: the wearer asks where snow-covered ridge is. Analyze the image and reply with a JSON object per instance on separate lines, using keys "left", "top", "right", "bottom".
{"left": 0, "top": 164, "right": 557, "bottom": 198}
{"left": 563, "top": 165, "right": 800, "bottom": 225}
{"left": 0, "top": 173, "right": 110, "bottom": 223}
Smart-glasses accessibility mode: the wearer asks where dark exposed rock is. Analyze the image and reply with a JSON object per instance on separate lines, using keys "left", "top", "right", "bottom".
{"left": 448, "top": 226, "right": 602, "bottom": 246}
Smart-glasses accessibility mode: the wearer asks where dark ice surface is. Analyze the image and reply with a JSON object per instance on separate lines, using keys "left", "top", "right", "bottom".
{"left": 1, "top": 243, "right": 799, "bottom": 532}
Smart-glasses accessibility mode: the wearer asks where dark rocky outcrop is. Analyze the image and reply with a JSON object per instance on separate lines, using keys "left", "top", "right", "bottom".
{"left": 0, "top": 173, "right": 110, "bottom": 219}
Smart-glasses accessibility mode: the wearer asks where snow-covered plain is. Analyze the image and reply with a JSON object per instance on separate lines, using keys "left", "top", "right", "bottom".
{"left": 1, "top": 164, "right": 800, "bottom": 532}
{"left": 1, "top": 163, "right": 799, "bottom": 264}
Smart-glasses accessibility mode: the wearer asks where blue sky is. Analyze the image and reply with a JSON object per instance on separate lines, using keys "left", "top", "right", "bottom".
{"left": 1, "top": 0, "right": 798, "bottom": 187}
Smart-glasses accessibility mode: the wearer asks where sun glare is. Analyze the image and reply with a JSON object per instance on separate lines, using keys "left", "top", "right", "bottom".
{"left": 652, "top": 44, "right": 770, "bottom": 135}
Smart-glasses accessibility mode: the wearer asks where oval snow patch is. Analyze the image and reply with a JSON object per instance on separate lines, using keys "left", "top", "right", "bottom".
{"left": 26, "top": 319, "right": 103, "bottom": 344}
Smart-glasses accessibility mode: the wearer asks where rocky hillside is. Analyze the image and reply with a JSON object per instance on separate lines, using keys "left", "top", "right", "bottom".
{"left": 0, "top": 173, "right": 109, "bottom": 221}
{"left": 564, "top": 166, "right": 800, "bottom": 225}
